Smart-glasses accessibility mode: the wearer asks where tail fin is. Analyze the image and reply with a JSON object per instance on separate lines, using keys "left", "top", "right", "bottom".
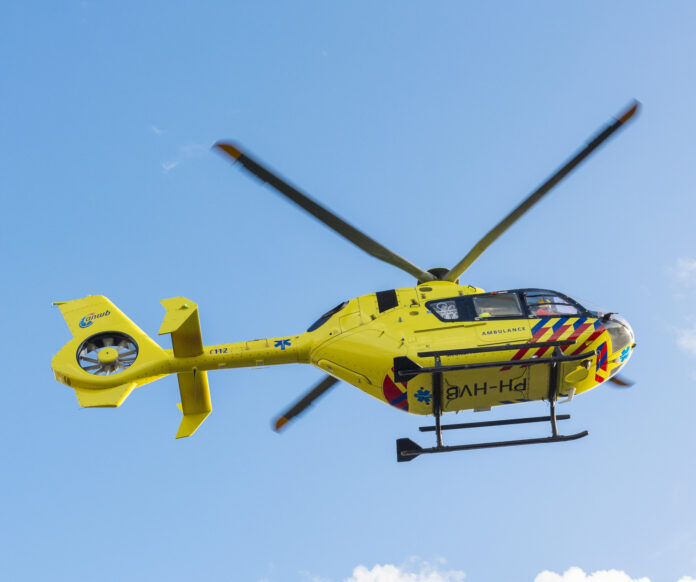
{"left": 52, "top": 295, "right": 169, "bottom": 402}
{"left": 52, "top": 295, "right": 212, "bottom": 437}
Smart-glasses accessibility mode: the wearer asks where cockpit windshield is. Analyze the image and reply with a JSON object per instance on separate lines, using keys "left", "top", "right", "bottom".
{"left": 524, "top": 292, "right": 582, "bottom": 317}
{"left": 306, "top": 301, "right": 348, "bottom": 332}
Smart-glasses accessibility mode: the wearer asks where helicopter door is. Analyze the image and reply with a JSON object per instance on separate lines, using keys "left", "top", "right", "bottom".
{"left": 472, "top": 293, "right": 532, "bottom": 345}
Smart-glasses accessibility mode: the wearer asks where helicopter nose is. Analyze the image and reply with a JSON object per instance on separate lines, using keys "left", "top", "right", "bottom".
{"left": 603, "top": 314, "right": 634, "bottom": 362}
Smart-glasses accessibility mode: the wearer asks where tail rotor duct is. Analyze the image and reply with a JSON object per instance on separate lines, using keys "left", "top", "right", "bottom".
{"left": 77, "top": 331, "right": 139, "bottom": 376}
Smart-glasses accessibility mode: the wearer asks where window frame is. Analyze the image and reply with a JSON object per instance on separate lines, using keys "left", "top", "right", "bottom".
{"left": 426, "top": 289, "right": 590, "bottom": 323}
{"left": 306, "top": 301, "right": 349, "bottom": 332}
{"left": 471, "top": 292, "right": 525, "bottom": 320}
{"left": 522, "top": 290, "right": 586, "bottom": 317}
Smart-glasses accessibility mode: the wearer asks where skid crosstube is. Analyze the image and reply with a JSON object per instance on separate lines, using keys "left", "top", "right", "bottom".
{"left": 394, "top": 340, "right": 591, "bottom": 462}
{"left": 418, "top": 414, "right": 571, "bottom": 432}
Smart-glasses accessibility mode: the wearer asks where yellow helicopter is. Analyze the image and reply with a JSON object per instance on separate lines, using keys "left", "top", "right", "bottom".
{"left": 51, "top": 101, "right": 639, "bottom": 461}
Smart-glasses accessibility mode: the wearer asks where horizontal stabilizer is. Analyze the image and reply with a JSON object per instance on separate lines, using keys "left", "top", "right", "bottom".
{"left": 159, "top": 297, "right": 204, "bottom": 357}
{"left": 177, "top": 412, "right": 211, "bottom": 439}
{"left": 175, "top": 369, "right": 211, "bottom": 438}
{"left": 160, "top": 298, "right": 211, "bottom": 436}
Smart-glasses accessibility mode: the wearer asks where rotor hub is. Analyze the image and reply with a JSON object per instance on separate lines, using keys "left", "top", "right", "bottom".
{"left": 418, "top": 267, "right": 459, "bottom": 285}
{"left": 98, "top": 347, "right": 119, "bottom": 365}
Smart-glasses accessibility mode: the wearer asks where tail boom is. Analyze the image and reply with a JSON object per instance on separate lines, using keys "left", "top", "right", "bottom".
{"left": 52, "top": 295, "right": 310, "bottom": 436}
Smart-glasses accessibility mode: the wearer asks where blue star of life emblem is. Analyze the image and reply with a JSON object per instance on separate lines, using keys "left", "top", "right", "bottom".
{"left": 414, "top": 388, "right": 432, "bottom": 404}
{"left": 274, "top": 339, "right": 292, "bottom": 350}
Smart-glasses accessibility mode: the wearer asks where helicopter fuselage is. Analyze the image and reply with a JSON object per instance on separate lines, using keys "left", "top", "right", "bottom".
{"left": 115, "top": 280, "right": 631, "bottom": 417}
{"left": 299, "top": 280, "right": 634, "bottom": 415}
{"left": 52, "top": 281, "right": 634, "bottom": 420}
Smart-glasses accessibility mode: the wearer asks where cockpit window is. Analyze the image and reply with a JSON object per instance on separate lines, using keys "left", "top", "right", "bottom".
{"left": 427, "top": 293, "right": 522, "bottom": 322}
{"left": 306, "top": 301, "right": 348, "bottom": 332}
{"left": 473, "top": 293, "right": 523, "bottom": 318}
{"left": 525, "top": 292, "right": 581, "bottom": 316}
{"left": 428, "top": 289, "right": 587, "bottom": 322}
{"left": 430, "top": 299, "right": 460, "bottom": 320}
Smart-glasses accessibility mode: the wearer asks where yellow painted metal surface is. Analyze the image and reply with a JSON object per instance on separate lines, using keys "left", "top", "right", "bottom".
{"left": 74, "top": 383, "right": 136, "bottom": 408}
{"left": 159, "top": 297, "right": 204, "bottom": 358}
{"left": 175, "top": 370, "right": 211, "bottom": 438}
{"left": 52, "top": 282, "right": 634, "bottom": 437}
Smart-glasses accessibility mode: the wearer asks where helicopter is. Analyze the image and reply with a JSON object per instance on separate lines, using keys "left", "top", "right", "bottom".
{"left": 51, "top": 101, "right": 639, "bottom": 461}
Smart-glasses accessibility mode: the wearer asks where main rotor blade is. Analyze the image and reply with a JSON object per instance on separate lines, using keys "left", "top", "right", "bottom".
{"left": 609, "top": 375, "right": 634, "bottom": 388}
{"left": 444, "top": 101, "right": 640, "bottom": 282}
{"left": 214, "top": 142, "right": 436, "bottom": 282}
{"left": 273, "top": 375, "right": 340, "bottom": 432}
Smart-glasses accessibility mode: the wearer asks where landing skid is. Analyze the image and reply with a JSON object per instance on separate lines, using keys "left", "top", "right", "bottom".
{"left": 397, "top": 420, "right": 588, "bottom": 462}
{"left": 394, "top": 343, "right": 590, "bottom": 462}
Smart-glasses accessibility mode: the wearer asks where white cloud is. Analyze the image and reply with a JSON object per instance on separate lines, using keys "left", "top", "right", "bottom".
{"left": 534, "top": 567, "right": 649, "bottom": 582}
{"left": 534, "top": 568, "right": 695, "bottom": 582}
{"left": 340, "top": 563, "right": 465, "bottom": 582}
{"left": 151, "top": 125, "right": 165, "bottom": 135}
{"left": 671, "top": 259, "right": 696, "bottom": 356}
{"left": 161, "top": 143, "right": 206, "bottom": 174}
{"left": 675, "top": 258, "right": 696, "bottom": 285}
{"left": 677, "top": 325, "right": 696, "bottom": 357}
{"left": 161, "top": 160, "right": 180, "bottom": 173}
{"left": 317, "top": 563, "right": 695, "bottom": 582}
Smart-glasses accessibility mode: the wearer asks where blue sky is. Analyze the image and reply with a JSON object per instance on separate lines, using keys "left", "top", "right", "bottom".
{"left": 2, "top": 2, "right": 696, "bottom": 581}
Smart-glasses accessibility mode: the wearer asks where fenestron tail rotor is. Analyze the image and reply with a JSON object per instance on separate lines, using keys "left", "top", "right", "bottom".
{"left": 273, "top": 375, "right": 339, "bottom": 432}
{"left": 213, "top": 142, "right": 436, "bottom": 283}
{"left": 77, "top": 331, "right": 139, "bottom": 376}
{"left": 443, "top": 101, "right": 640, "bottom": 282}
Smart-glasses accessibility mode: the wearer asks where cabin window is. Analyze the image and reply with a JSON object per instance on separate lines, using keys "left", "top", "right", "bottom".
{"left": 307, "top": 301, "right": 348, "bottom": 332}
{"left": 430, "top": 299, "right": 460, "bottom": 320}
{"left": 525, "top": 292, "right": 581, "bottom": 316}
{"left": 473, "top": 293, "right": 523, "bottom": 318}
{"left": 427, "top": 294, "right": 522, "bottom": 322}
